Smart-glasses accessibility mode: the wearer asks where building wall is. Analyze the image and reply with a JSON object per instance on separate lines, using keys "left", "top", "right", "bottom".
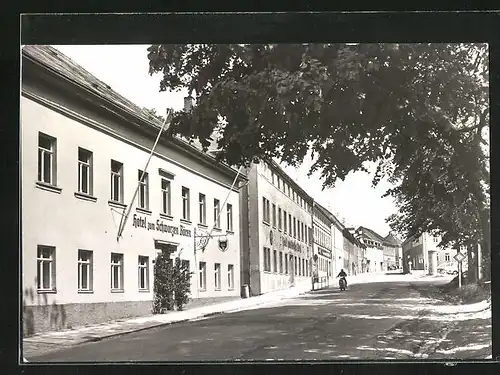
{"left": 332, "top": 225, "right": 344, "bottom": 273}
{"left": 21, "top": 95, "right": 242, "bottom": 335}
{"left": 313, "top": 209, "right": 333, "bottom": 282}
{"left": 402, "top": 233, "right": 456, "bottom": 272}
{"left": 244, "top": 162, "right": 313, "bottom": 295}
{"left": 365, "top": 246, "right": 385, "bottom": 273}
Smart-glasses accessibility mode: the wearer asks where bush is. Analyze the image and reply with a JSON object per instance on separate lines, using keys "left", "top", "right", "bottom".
{"left": 153, "top": 253, "right": 193, "bottom": 314}
{"left": 152, "top": 252, "right": 175, "bottom": 314}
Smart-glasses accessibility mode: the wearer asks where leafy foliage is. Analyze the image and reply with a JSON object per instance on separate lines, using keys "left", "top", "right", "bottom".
{"left": 153, "top": 252, "right": 192, "bottom": 314}
{"left": 147, "top": 43, "right": 490, "bottom": 279}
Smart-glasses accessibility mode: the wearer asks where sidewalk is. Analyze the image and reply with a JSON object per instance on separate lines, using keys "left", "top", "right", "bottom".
{"left": 23, "top": 284, "right": 312, "bottom": 359}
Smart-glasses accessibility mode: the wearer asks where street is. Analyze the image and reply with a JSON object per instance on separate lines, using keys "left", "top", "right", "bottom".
{"left": 27, "top": 276, "right": 490, "bottom": 362}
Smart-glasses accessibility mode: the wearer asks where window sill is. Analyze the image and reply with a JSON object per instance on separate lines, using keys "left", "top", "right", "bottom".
{"left": 198, "top": 288, "right": 207, "bottom": 292}
{"left": 108, "top": 200, "right": 126, "bottom": 209}
{"left": 198, "top": 223, "right": 208, "bottom": 229}
{"left": 139, "top": 289, "right": 150, "bottom": 293}
{"left": 37, "top": 289, "right": 57, "bottom": 294}
{"left": 160, "top": 213, "right": 174, "bottom": 220}
{"left": 74, "top": 192, "right": 98, "bottom": 202}
{"left": 35, "top": 181, "right": 62, "bottom": 194}
{"left": 213, "top": 227, "right": 222, "bottom": 232}
{"left": 111, "top": 289, "right": 124, "bottom": 293}
{"left": 136, "top": 207, "right": 152, "bottom": 215}
{"left": 226, "top": 230, "right": 234, "bottom": 235}
{"left": 262, "top": 221, "right": 270, "bottom": 226}
{"left": 180, "top": 219, "right": 192, "bottom": 225}
{"left": 215, "top": 288, "right": 221, "bottom": 291}
{"left": 78, "top": 290, "right": 94, "bottom": 294}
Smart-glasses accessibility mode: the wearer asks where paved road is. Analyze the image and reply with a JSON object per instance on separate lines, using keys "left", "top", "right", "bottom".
{"left": 28, "top": 278, "right": 453, "bottom": 362}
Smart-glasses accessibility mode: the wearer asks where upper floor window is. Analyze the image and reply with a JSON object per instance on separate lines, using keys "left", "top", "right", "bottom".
{"left": 199, "top": 193, "right": 206, "bottom": 224}
{"left": 283, "top": 210, "right": 287, "bottom": 234}
{"left": 182, "top": 187, "right": 190, "bottom": 221}
{"left": 110, "top": 160, "right": 124, "bottom": 203}
{"left": 78, "top": 148, "right": 93, "bottom": 195}
{"left": 38, "top": 132, "right": 57, "bottom": 185}
{"left": 262, "top": 197, "right": 270, "bottom": 223}
{"left": 278, "top": 207, "right": 282, "bottom": 230}
{"left": 272, "top": 204, "right": 277, "bottom": 227}
{"left": 138, "top": 170, "right": 149, "bottom": 209}
{"left": 227, "top": 204, "right": 233, "bottom": 231}
{"left": 214, "top": 199, "right": 221, "bottom": 228}
{"left": 161, "top": 179, "right": 171, "bottom": 215}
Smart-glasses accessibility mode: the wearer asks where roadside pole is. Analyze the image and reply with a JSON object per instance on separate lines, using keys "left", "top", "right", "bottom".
{"left": 454, "top": 251, "right": 466, "bottom": 289}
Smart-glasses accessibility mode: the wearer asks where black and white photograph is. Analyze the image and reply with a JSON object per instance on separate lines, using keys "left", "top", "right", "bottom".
{"left": 19, "top": 15, "right": 492, "bottom": 363}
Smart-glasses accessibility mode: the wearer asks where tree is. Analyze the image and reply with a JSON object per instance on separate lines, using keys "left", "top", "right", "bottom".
{"left": 153, "top": 251, "right": 174, "bottom": 313}
{"left": 147, "top": 43, "right": 490, "bottom": 279}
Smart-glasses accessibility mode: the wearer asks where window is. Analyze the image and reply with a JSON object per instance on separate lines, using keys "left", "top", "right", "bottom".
{"left": 271, "top": 171, "right": 275, "bottom": 184}
{"left": 111, "top": 253, "right": 124, "bottom": 291}
{"left": 228, "top": 264, "right": 234, "bottom": 289}
{"left": 283, "top": 211, "right": 287, "bottom": 234}
{"left": 293, "top": 217, "right": 297, "bottom": 238}
{"left": 214, "top": 199, "right": 221, "bottom": 228}
{"left": 460, "top": 245, "right": 467, "bottom": 252}
{"left": 298, "top": 257, "right": 302, "bottom": 276}
{"left": 262, "top": 197, "right": 271, "bottom": 223}
{"left": 138, "top": 170, "right": 149, "bottom": 209}
{"left": 445, "top": 253, "right": 450, "bottom": 261}
{"left": 138, "top": 256, "right": 149, "bottom": 291}
{"left": 227, "top": 204, "right": 233, "bottom": 231}
{"left": 273, "top": 250, "right": 277, "bottom": 273}
{"left": 199, "top": 262, "right": 207, "bottom": 290}
{"left": 306, "top": 260, "right": 309, "bottom": 276}
{"left": 278, "top": 207, "right": 282, "bottom": 230}
{"left": 289, "top": 213, "right": 292, "bottom": 234}
{"left": 277, "top": 176, "right": 281, "bottom": 190}
{"left": 78, "top": 148, "right": 93, "bottom": 195}
{"left": 78, "top": 250, "right": 93, "bottom": 292}
{"left": 199, "top": 193, "right": 206, "bottom": 224}
{"left": 294, "top": 256, "right": 298, "bottom": 276}
{"left": 264, "top": 247, "right": 271, "bottom": 272}
{"left": 433, "top": 236, "right": 439, "bottom": 243}
{"left": 37, "top": 245, "right": 56, "bottom": 291}
{"left": 161, "top": 179, "right": 171, "bottom": 215}
{"left": 214, "top": 263, "right": 221, "bottom": 290}
{"left": 279, "top": 252, "right": 283, "bottom": 273}
{"left": 272, "top": 204, "right": 277, "bottom": 227}
{"left": 110, "top": 160, "right": 123, "bottom": 203}
{"left": 182, "top": 187, "right": 190, "bottom": 220}
{"left": 285, "top": 254, "right": 289, "bottom": 274}
{"left": 38, "top": 133, "right": 57, "bottom": 185}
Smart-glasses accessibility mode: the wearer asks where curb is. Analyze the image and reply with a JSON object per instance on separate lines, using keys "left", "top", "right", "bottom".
{"left": 25, "top": 289, "right": 313, "bottom": 353}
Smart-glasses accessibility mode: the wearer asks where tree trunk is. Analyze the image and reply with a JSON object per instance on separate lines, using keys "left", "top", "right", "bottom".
{"left": 479, "top": 208, "right": 491, "bottom": 281}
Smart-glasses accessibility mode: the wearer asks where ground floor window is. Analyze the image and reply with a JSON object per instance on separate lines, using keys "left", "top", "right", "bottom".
{"left": 263, "top": 247, "right": 271, "bottom": 272}
{"left": 214, "top": 263, "right": 221, "bottom": 290}
{"left": 295, "top": 256, "right": 298, "bottom": 276}
{"left": 138, "top": 255, "right": 149, "bottom": 291}
{"left": 37, "top": 245, "right": 56, "bottom": 291}
{"left": 279, "top": 252, "right": 283, "bottom": 274}
{"left": 78, "top": 250, "right": 93, "bottom": 292}
{"left": 445, "top": 253, "right": 450, "bottom": 261}
{"left": 228, "top": 264, "right": 234, "bottom": 289}
{"left": 199, "top": 261, "right": 207, "bottom": 290}
{"left": 306, "top": 260, "right": 309, "bottom": 276}
{"left": 111, "top": 253, "right": 124, "bottom": 291}
{"left": 285, "top": 254, "right": 289, "bottom": 274}
{"left": 273, "top": 250, "right": 277, "bottom": 273}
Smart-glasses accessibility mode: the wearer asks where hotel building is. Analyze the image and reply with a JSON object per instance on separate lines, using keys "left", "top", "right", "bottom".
{"left": 241, "top": 160, "right": 314, "bottom": 296}
{"left": 21, "top": 45, "right": 246, "bottom": 335}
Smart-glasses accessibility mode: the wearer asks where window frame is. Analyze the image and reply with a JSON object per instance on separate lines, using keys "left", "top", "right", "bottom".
{"left": 213, "top": 198, "right": 221, "bottom": 228}
{"left": 138, "top": 170, "right": 149, "bottom": 210}
{"left": 199, "top": 261, "right": 207, "bottom": 290}
{"left": 161, "top": 178, "right": 172, "bottom": 216}
{"left": 38, "top": 132, "right": 57, "bottom": 185}
{"left": 199, "top": 193, "right": 206, "bottom": 225}
{"left": 182, "top": 186, "right": 191, "bottom": 221}
{"left": 111, "top": 253, "right": 124, "bottom": 291}
{"left": 214, "top": 263, "right": 221, "bottom": 290}
{"left": 227, "top": 203, "right": 233, "bottom": 231}
{"left": 110, "top": 160, "right": 124, "bottom": 203}
{"left": 78, "top": 147, "right": 93, "bottom": 195}
{"left": 228, "top": 264, "right": 234, "bottom": 290}
{"left": 37, "top": 245, "right": 56, "bottom": 292}
{"left": 138, "top": 255, "right": 150, "bottom": 291}
{"left": 78, "top": 249, "right": 93, "bottom": 292}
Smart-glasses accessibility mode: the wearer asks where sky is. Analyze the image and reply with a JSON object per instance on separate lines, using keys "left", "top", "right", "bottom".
{"left": 52, "top": 44, "right": 398, "bottom": 237}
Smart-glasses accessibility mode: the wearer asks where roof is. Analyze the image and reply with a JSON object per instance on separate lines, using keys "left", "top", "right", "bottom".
{"left": 342, "top": 228, "right": 366, "bottom": 248}
{"left": 314, "top": 202, "right": 345, "bottom": 230}
{"left": 357, "top": 226, "right": 385, "bottom": 243}
{"left": 22, "top": 45, "right": 245, "bottom": 181}
{"left": 384, "top": 233, "right": 402, "bottom": 246}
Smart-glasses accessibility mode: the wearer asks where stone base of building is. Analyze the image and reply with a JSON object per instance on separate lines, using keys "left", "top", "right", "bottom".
{"left": 23, "top": 295, "right": 241, "bottom": 337}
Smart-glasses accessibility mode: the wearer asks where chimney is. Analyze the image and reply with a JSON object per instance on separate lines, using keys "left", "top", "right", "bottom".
{"left": 184, "top": 96, "right": 194, "bottom": 112}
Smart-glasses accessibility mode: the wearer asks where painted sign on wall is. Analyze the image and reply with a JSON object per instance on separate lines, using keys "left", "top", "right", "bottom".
{"left": 132, "top": 214, "right": 192, "bottom": 237}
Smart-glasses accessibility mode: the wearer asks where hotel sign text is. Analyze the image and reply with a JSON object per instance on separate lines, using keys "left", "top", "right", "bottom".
{"left": 132, "top": 214, "right": 192, "bottom": 237}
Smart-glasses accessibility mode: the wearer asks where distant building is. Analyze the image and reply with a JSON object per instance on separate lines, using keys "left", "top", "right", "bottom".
{"left": 240, "top": 159, "right": 313, "bottom": 296}
{"left": 21, "top": 45, "right": 246, "bottom": 335}
{"left": 312, "top": 203, "right": 335, "bottom": 283}
{"left": 402, "top": 233, "right": 458, "bottom": 273}
{"left": 355, "top": 227, "right": 386, "bottom": 273}
{"left": 342, "top": 228, "right": 366, "bottom": 275}
{"left": 382, "top": 233, "right": 403, "bottom": 269}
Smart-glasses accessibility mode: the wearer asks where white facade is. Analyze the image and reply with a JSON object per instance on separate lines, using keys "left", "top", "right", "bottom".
{"left": 313, "top": 206, "right": 334, "bottom": 282}
{"left": 242, "top": 161, "right": 313, "bottom": 295}
{"left": 21, "top": 45, "right": 244, "bottom": 335}
{"left": 332, "top": 225, "right": 344, "bottom": 274}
